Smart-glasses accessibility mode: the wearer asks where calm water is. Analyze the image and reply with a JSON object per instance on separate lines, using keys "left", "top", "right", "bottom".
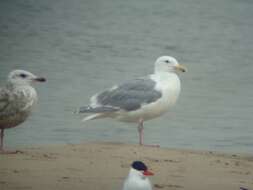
{"left": 1, "top": 0, "right": 253, "bottom": 153}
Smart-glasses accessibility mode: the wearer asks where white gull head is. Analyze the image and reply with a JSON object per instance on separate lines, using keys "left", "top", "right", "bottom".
{"left": 154, "top": 56, "right": 186, "bottom": 74}
{"left": 7, "top": 70, "right": 46, "bottom": 86}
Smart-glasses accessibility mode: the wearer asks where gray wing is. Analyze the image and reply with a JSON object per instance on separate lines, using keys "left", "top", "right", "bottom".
{"left": 94, "top": 78, "right": 162, "bottom": 111}
{"left": 0, "top": 87, "right": 10, "bottom": 114}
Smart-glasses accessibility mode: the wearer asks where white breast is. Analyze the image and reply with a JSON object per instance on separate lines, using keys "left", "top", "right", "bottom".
{"left": 14, "top": 85, "right": 38, "bottom": 112}
{"left": 122, "top": 170, "right": 152, "bottom": 190}
{"left": 123, "top": 179, "right": 152, "bottom": 190}
{"left": 152, "top": 72, "right": 181, "bottom": 112}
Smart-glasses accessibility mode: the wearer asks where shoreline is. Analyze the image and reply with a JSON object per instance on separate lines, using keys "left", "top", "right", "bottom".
{"left": 1, "top": 142, "right": 253, "bottom": 190}
{"left": 6, "top": 140, "right": 253, "bottom": 156}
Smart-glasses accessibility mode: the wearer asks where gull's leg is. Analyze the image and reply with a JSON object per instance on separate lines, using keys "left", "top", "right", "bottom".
{"left": 137, "top": 119, "right": 160, "bottom": 148}
{"left": 137, "top": 118, "right": 144, "bottom": 145}
{"left": 0, "top": 128, "right": 3, "bottom": 151}
{"left": 0, "top": 128, "right": 21, "bottom": 154}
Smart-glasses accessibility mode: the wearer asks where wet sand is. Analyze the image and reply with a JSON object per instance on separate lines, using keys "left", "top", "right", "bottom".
{"left": 0, "top": 142, "right": 253, "bottom": 190}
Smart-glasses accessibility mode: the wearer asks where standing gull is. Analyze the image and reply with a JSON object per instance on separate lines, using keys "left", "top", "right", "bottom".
{"left": 78, "top": 56, "right": 186, "bottom": 146}
{"left": 0, "top": 70, "right": 46, "bottom": 153}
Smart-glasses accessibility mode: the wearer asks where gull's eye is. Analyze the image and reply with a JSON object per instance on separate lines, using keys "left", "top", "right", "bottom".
{"left": 19, "top": 73, "right": 27, "bottom": 78}
{"left": 165, "top": 60, "right": 170, "bottom": 63}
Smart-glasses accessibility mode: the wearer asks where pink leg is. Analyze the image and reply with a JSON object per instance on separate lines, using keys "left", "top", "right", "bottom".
{"left": 0, "top": 128, "right": 3, "bottom": 151}
{"left": 137, "top": 119, "right": 144, "bottom": 145}
{"left": 0, "top": 128, "right": 22, "bottom": 154}
{"left": 137, "top": 119, "right": 160, "bottom": 148}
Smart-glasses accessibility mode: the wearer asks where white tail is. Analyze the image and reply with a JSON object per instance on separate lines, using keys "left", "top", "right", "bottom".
{"left": 82, "top": 113, "right": 105, "bottom": 122}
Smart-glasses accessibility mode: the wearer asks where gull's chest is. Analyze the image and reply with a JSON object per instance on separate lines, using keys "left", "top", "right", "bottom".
{"left": 152, "top": 74, "right": 181, "bottom": 112}
{"left": 0, "top": 87, "right": 38, "bottom": 128}
{"left": 11, "top": 86, "right": 38, "bottom": 112}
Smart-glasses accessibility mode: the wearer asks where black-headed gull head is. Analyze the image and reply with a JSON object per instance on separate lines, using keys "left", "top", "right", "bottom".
{"left": 7, "top": 70, "right": 46, "bottom": 86}
{"left": 155, "top": 56, "right": 186, "bottom": 74}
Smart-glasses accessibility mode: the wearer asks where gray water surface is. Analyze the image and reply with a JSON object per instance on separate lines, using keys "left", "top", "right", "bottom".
{"left": 1, "top": 0, "right": 253, "bottom": 153}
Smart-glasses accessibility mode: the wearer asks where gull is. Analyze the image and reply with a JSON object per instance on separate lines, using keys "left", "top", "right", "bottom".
{"left": 122, "top": 161, "right": 154, "bottom": 190}
{"left": 0, "top": 70, "right": 46, "bottom": 154}
{"left": 78, "top": 56, "right": 186, "bottom": 146}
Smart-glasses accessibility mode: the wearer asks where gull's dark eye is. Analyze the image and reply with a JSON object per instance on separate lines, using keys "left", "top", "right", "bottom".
{"left": 165, "top": 60, "right": 170, "bottom": 63}
{"left": 19, "top": 73, "right": 27, "bottom": 78}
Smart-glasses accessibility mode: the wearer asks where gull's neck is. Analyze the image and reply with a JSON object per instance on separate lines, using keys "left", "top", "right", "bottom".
{"left": 154, "top": 70, "right": 176, "bottom": 75}
{"left": 6, "top": 81, "right": 32, "bottom": 90}
{"left": 153, "top": 71, "right": 178, "bottom": 81}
